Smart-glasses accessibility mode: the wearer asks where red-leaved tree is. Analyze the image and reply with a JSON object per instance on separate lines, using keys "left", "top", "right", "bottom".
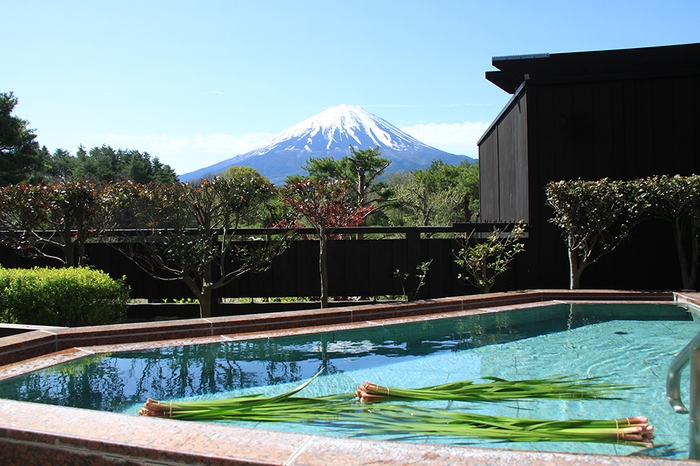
{"left": 281, "top": 178, "right": 375, "bottom": 308}
{"left": 0, "top": 180, "right": 127, "bottom": 267}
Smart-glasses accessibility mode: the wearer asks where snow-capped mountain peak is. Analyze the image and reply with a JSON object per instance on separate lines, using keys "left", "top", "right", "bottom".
{"left": 244, "top": 104, "right": 430, "bottom": 156}
{"left": 180, "top": 104, "right": 472, "bottom": 184}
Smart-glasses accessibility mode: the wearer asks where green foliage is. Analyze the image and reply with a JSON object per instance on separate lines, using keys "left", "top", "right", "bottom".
{"left": 644, "top": 174, "right": 700, "bottom": 289}
{"left": 301, "top": 156, "right": 346, "bottom": 180}
{"left": 49, "top": 145, "right": 177, "bottom": 184}
{"left": 300, "top": 146, "right": 390, "bottom": 212}
{"left": 0, "top": 267, "right": 129, "bottom": 326}
{"left": 546, "top": 179, "right": 649, "bottom": 290}
{"left": 119, "top": 177, "right": 288, "bottom": 317}
{"left": 0, "top": 92, "right": 45, "bottom": 185}
{"left": 140, "top": 373, "right": 651, "bottom": 448}
{"left": 223, "top": 165, "right": 267, "bottom": 182}
{"left": 529, "top": 174, "right": 700, "bottom": 290}
{"left": 454, "top": 221, "right": 526, "bottom": 293}
{"left": 222, "top": 166, "right": 281, "bottom": 226}
{"left": 384, "top": 160, "right": 479, "bottom": 226}
{"left": 393, "top": 260, "right": 432, "bottom": 301}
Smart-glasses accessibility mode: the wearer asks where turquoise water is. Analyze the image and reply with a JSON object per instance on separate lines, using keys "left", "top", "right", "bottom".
{"left": 0, "top": 303, "right": 696, "bottom": 459}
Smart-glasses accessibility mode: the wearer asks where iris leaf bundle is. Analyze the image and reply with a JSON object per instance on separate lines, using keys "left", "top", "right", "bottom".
{"left": 354, "top": 376, "right": 628, "bottom": 403}
{"left": 139, "top": 372, "right": 653, "bottom": 447}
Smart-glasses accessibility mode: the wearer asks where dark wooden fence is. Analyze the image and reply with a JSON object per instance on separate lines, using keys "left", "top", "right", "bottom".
{"left": 0, "top": 224, "right": 521, "bottom": 303}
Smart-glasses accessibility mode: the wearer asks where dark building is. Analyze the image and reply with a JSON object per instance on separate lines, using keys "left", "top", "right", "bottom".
{"left": 478, "top": 43, "right": 700, "bottom": 290}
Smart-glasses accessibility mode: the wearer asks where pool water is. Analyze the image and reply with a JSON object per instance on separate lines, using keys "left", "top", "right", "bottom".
{"left": 0, "top": 303, "right": 696, "bottom": 459}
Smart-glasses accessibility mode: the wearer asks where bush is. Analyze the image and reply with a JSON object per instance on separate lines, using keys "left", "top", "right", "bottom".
{"left": 454, "top": 221, "right": 526, "bottom": 293}
{"left": 0, "top": 267, "right": 130, "bottom": 326}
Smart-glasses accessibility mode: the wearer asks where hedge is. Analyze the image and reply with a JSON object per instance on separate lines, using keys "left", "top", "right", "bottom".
{"left": 0, "top": 267, "right": 130, "bottom": 326}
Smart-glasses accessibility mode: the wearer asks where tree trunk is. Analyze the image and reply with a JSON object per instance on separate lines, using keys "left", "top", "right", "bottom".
{"left": 63, "top": 238, "right": 76, "bottom": 267}
{"left": 182, "top": 275, "right": 211, "bottom": 318}
{"left": 319, "top": 232, "right": 328, "bottom": 309}
{"left": 569, "top": 244, "right": 581, "bottom": 290}
{"left": 671, "top": 217, "right": 698, "bottom": 290}
{"left": 691, "top": 220, "right": 698, "bottom": 289}
{"left": 672, "top": 219, "right": 691, "bottom": 289}
{"left": 198, "top": 289, "right": 213, "bottom": 318}
{"left": 357, "top": 173, "right": 366, "bottom": 240}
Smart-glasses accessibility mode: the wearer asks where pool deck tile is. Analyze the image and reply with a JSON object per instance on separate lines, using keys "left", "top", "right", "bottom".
{"left": 0, "top": 330, "right": 59, "bottom": 367}
{"left": 292, "top": 436, "right": 689, "bottom": 466}
{"left": 0, "top": 290, "right": 696, "bottom": 465}
{"left": 51, "top": 318, "right": 215, "bottom": 350}
{"left": 0, "top": 398, "right": 311, "bottom": 465}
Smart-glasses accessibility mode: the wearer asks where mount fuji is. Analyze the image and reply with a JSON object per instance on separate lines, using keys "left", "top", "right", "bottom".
{"left": 180, "top": 104, "right": 475, "bottom": 184}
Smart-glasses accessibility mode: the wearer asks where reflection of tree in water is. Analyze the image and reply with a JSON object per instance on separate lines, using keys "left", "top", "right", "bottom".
{"left": 0, "top": 339, "right": 320, "bottom": 412}
{"left": 0, "top": 354, "right": 128, "bottom": 411}
{"left": 125, "top": 340, "right": 309, "bottom": 400}
{"left": 0, "top": 312, "right": 552, "bottom": 414}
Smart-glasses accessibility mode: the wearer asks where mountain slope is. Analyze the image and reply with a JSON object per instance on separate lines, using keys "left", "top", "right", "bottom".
{"left": 180, "top": 104, "right": 475, "bottom": 184}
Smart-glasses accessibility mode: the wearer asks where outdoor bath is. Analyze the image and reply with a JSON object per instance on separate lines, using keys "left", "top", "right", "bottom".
{"left": 0, "top": 290, "right": 699, "bottom": 466}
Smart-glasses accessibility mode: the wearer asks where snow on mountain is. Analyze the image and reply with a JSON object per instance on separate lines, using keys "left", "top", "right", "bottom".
{"left": 180, "top": 104, "right": 474, "bottom": 184}
{"left": 245, "top": 104, "right": 432, "bottom": 155}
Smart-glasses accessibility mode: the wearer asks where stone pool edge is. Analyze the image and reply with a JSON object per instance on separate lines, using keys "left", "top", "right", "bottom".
{"left": 0, "top": 289, "right": 698, "bottom": 466}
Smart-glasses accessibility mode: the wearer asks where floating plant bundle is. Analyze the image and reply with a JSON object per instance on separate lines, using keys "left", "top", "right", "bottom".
{"left": 339, "top": 406, "right": 654, "bottom": 447}
{"left": 138, "top": 373, "right": 653, "bottom": 447}
{"left": 139, "top": 372, "right": 344, "bottom": 421}
{"left": 354, "top": 376, "right": 628, "bottom": 403}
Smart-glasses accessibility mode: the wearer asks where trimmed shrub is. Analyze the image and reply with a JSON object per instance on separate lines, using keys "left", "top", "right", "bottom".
{"left": 0, "top": 267, "right": 129, "bottom": 326}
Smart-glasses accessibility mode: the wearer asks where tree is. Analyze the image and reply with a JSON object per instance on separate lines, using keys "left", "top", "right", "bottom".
{"left": 546, "top": 179, "right": 648, "bottom": 290}
{"left": 646, "top": 174, "right": 700, "bottom": 289}
{"left": 386, "top": 171, "right": 459, "bottom": 226}
{"left": 454, "top": 221, "right": 526, "bottom": 293}
{"left": 346, "top": 146, "right": 390, "bottom": 208}
{"left": 45, "top": 148, "right": 77, "bottom": 182}
{"left": 118, "top": 177, "right": 288, "bottom": 317}
{"left": 280, "top": 177, "right": 375, "bottom": 308}
{"left": 65, "top": 145, "right": 178, "bottom": 183}
{"left": 0, "top": 179, "right": 124, "bottom": 267}
{"left": 384, "top": 160, "right": 479, "bottom": 226}
{"left": 223, "top": 165, "right": 268, "bottom": 182}
{"left": 223, "top": 166, "right": 281, "bottom": 227}
{"left": 302, "top": 146, "right": 390, "bottom": 208}
{"left": 446, "top": 160, "right": 480, "bottom": 222}
{"left": 0, "top": 92, "right": 45, "bottom": 185}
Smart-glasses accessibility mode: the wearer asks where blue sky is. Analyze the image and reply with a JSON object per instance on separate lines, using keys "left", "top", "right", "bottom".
{"left": 3, "top": 1, "right": 699, "bottom": 175}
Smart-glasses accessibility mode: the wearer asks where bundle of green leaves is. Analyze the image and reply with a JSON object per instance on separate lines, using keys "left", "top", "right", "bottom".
{"left": 140, "top": 372, "right": 652, "bottom": 447}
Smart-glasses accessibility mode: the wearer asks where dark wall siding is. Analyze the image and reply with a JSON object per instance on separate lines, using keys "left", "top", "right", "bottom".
{"left": 497, "top": 95, "right": 529, "bottom": 222}
{"left": 673, "top": 76, "right": 699, "bottom": 175}
{"left": 479, "top": 70, "right": 700, "bottom": 291}
{"left": 497, "top": 109, "right": 516, "bottom": 220}
{"left": 589, "top": 81, "right": 625, "bottom": 179}
{"left": 478, "top": 89, "right": 528, "bottom": 223}
{"left": 551, "top": 84, "right": 576, "bottom": 179}
{"left": 479, "top": 129, "right": 499, "bottom": 222}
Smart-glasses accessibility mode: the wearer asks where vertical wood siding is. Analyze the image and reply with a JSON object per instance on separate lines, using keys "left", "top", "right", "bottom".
{"left": 479, "top": 71, "right": 700, "bottom": 291}
{"left": 478, "top": 89, "right": 529, "bottom": 223}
